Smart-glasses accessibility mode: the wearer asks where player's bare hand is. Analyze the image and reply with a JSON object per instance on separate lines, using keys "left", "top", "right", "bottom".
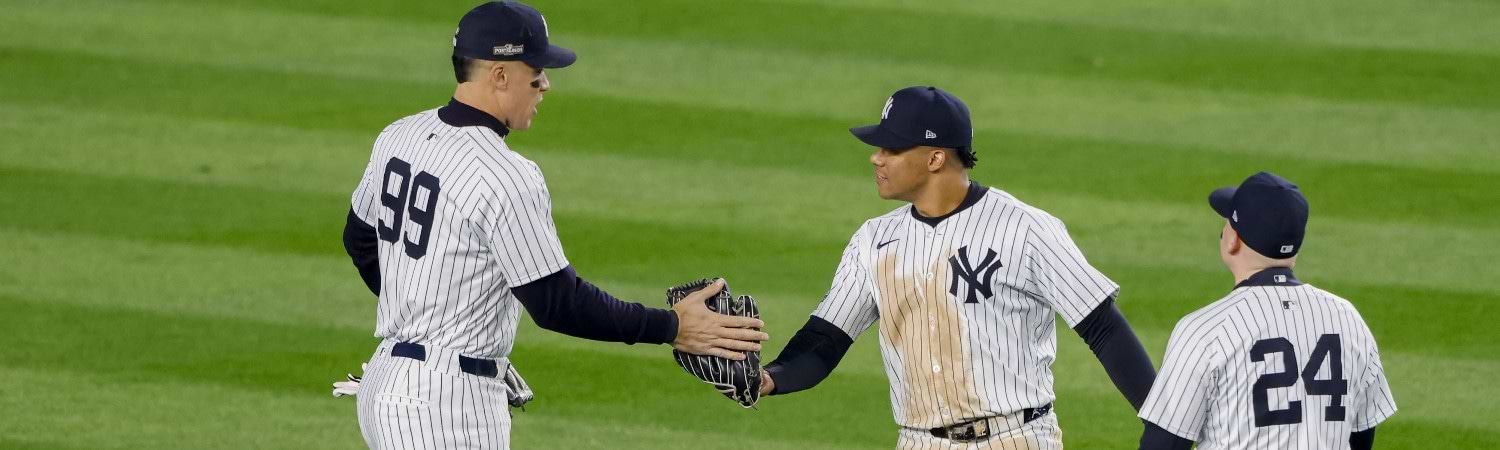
{"left": 672, "top": 279, "right": 768, "bottom": 360}
{"left": 760, "top": 370, "right": 776, "bottom": 396}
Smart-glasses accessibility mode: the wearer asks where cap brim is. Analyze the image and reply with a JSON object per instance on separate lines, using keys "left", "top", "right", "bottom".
{"left": 523, "top": 45, "right": 576, "bottom": 69}
{"left": 850, "top": 125, "right": 918, "bottom": 149}
{"left": 1208, "top": 186, "right": 1236, "bottom": 219}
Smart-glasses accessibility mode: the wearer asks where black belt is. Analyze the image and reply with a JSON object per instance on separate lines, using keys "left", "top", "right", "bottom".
{"left": 928, "top": 403, "right": 1052, "bottom": 442}
{"left": 391, "top": 342, "right": 500, "bottom": 378}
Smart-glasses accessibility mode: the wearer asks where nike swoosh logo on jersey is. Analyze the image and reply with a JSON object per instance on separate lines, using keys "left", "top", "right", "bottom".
{"left": 877, "top": 239, "right": 900, "bottom": 249}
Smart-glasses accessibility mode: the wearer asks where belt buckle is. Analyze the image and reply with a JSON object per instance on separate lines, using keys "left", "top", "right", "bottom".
{"left": 947, "top": 419, "right": 990, "bottom": 443}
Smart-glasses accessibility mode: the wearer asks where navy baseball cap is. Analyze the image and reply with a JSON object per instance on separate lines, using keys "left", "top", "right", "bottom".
{"left": 1209, "top": 172, "right": 1310, "bottom": 259}
{"left": 851, "top": 86, "right": 974, "bottom": 153}
{"left": 453, "top": 1, "right": 576, "bottom": 69}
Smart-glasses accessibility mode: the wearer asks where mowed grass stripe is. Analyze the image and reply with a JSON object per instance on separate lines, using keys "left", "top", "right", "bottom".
{"left": 4, "top": 146, "right": 1499, "bottom": 297}
{"left": 1, "top": 229, "right": 1496, "bottom": 448}
{"left": 2, "top": 286, "right": 1496, "bottom": 448}
{"left": 112, "top": 0, "right": 1500, "bottom": 109}
{"left": 0, "top": 365, "right": 873, "bottom": 450}
{"left": 0, "top": 365, "right": 359, "bottom": 449}
{"left": 774, "top": 0, "right": 1500, "bottom": 56}
{"left": 0, "top": 163, "right": 852, "bottom": 293}
{"left": 3, "top": 212, "right": 1495, "bottom": 362}
{"left": 2, "top": 146, "right": 1497, "bottom": 297}
{"left": 0, "top": 297, "right": 892, "bottom": 448}
{"left": 11, "top": 289, "right": 1489, "bottom": 447}
{"left": 5, "top": 2, "right": 1498, "bottom": 174}
{"left": 3, "top": 50, "right": 1498, "bottom": 231}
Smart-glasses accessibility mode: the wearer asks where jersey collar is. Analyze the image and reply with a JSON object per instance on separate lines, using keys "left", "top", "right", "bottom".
{"left": 1236, "top": 267, "right": 1302, "bottom": 288}
{"left": 911, "top": 181, "right": 988, "bottom": 227}
{"left": 438, "top": 98, "right": 511, "bottom": 138}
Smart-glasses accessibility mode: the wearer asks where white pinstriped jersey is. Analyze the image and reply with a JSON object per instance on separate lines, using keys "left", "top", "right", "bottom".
{"left": 350, "top": 105, "right": 568, "bottom": 359}
{"left": 1139, "top": 270, "right": 1397, "bottom": 449}
{"left": 812, "top": 185, "right": 1119, "bottom": 429}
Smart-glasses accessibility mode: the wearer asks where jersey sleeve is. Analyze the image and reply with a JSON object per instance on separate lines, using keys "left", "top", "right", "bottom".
{"left": 349, "top": 152, "right": 382, "bottom": 226}
{"left": 1023, "top": 214, "right": 1120, "bottom": 326}
{"left": 1138, "top": 316, "right": 1224, "bottom": 442}
{"left": 810, "top": 226, "right": 879, "bottom": 340}
{"left": 1352, "top": 347, "right": 1397, "bottom": 431}
{"left": 487, "top": 183, "right": 570, "bottom": 288}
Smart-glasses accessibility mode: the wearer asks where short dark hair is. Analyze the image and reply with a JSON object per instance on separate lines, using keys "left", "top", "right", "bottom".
{"left": 452, "top": 55, "right": 479, "bottom": 83}
{"left": 886, "top": 146, "right": 977, "bottom": 169}
{"left": 952, "top": 147, "right": 978, "bottom": 169}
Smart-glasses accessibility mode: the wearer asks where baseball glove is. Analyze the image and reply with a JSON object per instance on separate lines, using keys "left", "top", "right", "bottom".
{"left": 666, "top": 278, "right": 762, "bottom": 408}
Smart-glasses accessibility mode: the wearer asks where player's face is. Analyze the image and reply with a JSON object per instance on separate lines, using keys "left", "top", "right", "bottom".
{"left": 869, "top": 146, "right": 930, "bottom": 201}
{"left": 501, "top": 63, "right": 549, "bottom": 130}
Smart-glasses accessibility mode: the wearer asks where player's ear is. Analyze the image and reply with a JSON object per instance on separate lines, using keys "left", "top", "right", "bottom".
{"left": 927, "top": 147, "right": 946, "bottom": 172}
{"left": 489, "top": 61, "right": 509, "bottom": 90}
{"left": 1223, "top": 222, "right": 1243, "bottom": 255}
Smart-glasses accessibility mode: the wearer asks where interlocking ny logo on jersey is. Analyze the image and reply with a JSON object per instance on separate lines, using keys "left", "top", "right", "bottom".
{"left": 948, "top": 246, "right": 1001, "bottom": 303}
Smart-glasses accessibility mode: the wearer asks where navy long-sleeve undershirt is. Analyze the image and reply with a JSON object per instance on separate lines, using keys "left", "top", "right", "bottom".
{"left": 342, "top": 208, "right": 677, "bottom": 345}
{"left": 765, "top": 296, "right": 1156, "bottom": 412}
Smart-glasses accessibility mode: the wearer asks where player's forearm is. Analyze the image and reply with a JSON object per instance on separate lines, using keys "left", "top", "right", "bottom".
{"left": 1350, "top": 427, "right": 1376, "bottom": 450}
{"left": 1074, "top": 297, "right": 1157, "bottom": 410}
{"left": 343, "top": 208, "right": 381, "bottom": 296}
{"left": 1137, "top": 420, "right": 1194, "bottom": 450}
{"left": 762, "top": 316, "right": 854, "bottom": 395}
{"left": 511, "top": 266, "right": 678, "bottom": 345}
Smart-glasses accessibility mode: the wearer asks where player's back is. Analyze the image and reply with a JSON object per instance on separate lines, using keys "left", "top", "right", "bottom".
{"left": 351, "top": 103, "right": 566, "bottom": 358}
{"left": 1148, "top": 268, "right": 1396, "bottom": 450}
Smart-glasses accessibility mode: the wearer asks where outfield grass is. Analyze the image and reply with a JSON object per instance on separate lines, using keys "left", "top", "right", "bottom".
{"left": 1, "top": 0, "right": 1496, "bottom": 448}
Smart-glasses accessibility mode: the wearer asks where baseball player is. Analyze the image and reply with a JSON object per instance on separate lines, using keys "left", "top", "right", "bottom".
{"left": 759, "top": 86, "right": 1158, "bottom": 449}
{"left": 1137, "top": 173, "right": 1396, "bottom": 450}
{"left": 337, "top": 2, "right": 767, "bottom": 448}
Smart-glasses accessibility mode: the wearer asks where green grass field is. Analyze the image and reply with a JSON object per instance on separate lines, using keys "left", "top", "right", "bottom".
{"left": 2, "top": 0, "right": 1497, "bottom": 448}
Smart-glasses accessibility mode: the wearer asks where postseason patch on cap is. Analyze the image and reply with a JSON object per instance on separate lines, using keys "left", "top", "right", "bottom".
{"left": 493, "top": 44, "right": 524, "bottom": 56}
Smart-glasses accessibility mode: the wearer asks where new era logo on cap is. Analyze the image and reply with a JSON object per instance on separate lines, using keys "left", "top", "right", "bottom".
{"left": 1280, "top": 245, "right": 1295, "bottom": 254}
{"left": 925, "top": 130, "right": 937, "bottom": 139}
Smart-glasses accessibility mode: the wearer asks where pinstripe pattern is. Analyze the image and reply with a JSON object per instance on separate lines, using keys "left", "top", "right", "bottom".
{"left": 350, "top": 107, "right": 568, "bottom": 359}
{"left": 358, "top": 340, "right": 513, "bottom": 449}
{"left": 811, "top": 187, "right": 1118, "bottom": 442}
{"left": 1138, "top": 282, "right": 1398, "bottom": 449}
{"left": 350, "top": 106, "right": 570, "bottom": 449}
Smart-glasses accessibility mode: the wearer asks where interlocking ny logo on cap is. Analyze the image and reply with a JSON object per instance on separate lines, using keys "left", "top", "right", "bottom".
{"left": 881, "top": 97, "right": 894, "bottom": 120}
{"left": 493, "top": 44, "right": 524, "bottom": 56}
